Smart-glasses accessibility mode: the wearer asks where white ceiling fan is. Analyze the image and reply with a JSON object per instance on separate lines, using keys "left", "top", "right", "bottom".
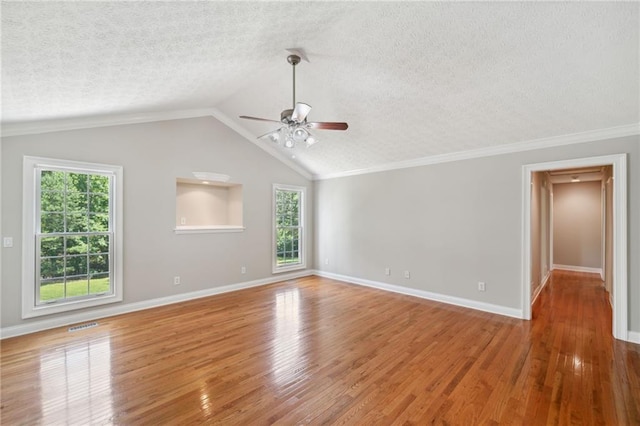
{"left": 239, "top": 54, "right": 348, "bottom": 148}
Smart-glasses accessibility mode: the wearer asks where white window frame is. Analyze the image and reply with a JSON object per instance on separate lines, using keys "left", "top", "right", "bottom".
{"left": 272, "top": 184, "right": 306, "bottom": 274}
{"left": 22, "top": 156, "right": 124, "bottom": 318}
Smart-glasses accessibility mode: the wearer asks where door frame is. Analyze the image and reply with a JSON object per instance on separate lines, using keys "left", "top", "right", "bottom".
{"left": 521, "top": 154, "right": 628, "bottom": 341}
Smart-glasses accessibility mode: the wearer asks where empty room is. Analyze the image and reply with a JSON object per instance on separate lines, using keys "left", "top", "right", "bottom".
{"left": 1, "top": 2, "right": 639, "bottom": 424}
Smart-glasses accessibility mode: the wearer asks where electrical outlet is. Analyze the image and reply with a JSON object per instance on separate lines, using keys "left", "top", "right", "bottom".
{"left": 241, "top": 266, "right": 246, "bottom": 274}
{"left": 478, "top": 281, "right": 486, "bottom": 292}
{"left": 180, "top": 217, "right": 186, "bottom": 225}
{"left": 404, "top": 270, "right": 410, "bottom": 279}
{"left": 3, "top": 237, "right": 13, "bottom": 248}
{"left": 325, "top": 258, "right": 329, "bottom": 265}
{"left": 385, "top": 267, "right": 391, "bottom": 276}
{"left": 173, "top": 276, "right": 181, "bottom": 285}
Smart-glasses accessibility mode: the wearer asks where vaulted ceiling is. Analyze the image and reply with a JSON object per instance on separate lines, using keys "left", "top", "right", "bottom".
{"left": 2, "top": 2, "right": 638, "bottom": 178}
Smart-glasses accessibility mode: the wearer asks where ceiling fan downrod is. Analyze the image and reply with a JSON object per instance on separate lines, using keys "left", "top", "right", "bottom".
{"left": 287, "top": 54, "right": 301, "bottom": 109}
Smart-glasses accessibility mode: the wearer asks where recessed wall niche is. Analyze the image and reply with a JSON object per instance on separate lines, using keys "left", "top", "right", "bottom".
{"left": 174, "top": 176, "right": 244, "bottom": 234}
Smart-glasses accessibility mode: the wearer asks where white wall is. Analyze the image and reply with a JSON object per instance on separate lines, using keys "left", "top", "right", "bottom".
{"left": 553, "top": 181, "right": 602, "bottom": 270}
{"left": 0, "top": 116, "right": 313, "bottom": 329}
{"left": 314, "top": 136, "right": 640, "bottom": 333}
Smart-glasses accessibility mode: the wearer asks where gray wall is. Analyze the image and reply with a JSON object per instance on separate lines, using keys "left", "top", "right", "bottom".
{"left": 314, "top": 135, "right": 639, "bottom": 332}
{"left": 553, "top": 181, "right": 602, "bottom": 269}
{"left": 1, "top": 116, "right": 313, "bottom": 328}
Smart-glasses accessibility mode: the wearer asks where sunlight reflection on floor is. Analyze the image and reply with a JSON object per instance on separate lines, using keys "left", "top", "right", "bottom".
{"left": 271, "top": 288, "right": 303, "bottom": 386}
{"left": 39, "top": 337, "right": 114, "bottom": 424}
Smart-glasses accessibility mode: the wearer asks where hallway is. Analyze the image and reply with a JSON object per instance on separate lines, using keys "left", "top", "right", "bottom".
{"left": 530, "top": 270, "right": 639, "bottom": 423}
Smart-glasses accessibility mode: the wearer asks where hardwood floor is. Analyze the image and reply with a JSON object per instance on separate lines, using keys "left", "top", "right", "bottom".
{"left": 1, "top": 271, "right": 639, "bottom": 424}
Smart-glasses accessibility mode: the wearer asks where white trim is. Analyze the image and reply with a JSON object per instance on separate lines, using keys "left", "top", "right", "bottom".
{"left": 315, "top": 123, "right": 640, "bottom": 180}
{"left": 601, "top": 180, "right": 606, "bottom": 281}
{"left": 192, "top": 172, "right": 230, "bottom": 183}
{"left": 22, "top": 156, "right": 124, "bottom": 319}
{"left": 314, "top": 270, "right": 523, "bottom": 319}
{"left": 552, "top": 264, "right": 603, "bottom": 275}
{"left": 174, "top": 225, "right": 245, "bottom": 234}
{"left": 1, "top": 270, "right": 313, "bottom": 339}
{"left": 532, "top": 271, "right": 551, "bottom": 305}
{"left": 628, "top": 331, "right": 640, "bottom": 345}
{"left": 549, "top": 187, "right": 554, "bottom": 274}
{"left": 522, "top": 154, "right": 628, "bottom": 341}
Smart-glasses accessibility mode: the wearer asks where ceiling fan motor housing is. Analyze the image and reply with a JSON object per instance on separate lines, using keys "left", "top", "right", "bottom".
{"left": 281, "top": 108, "right": 295, "bottom": 124}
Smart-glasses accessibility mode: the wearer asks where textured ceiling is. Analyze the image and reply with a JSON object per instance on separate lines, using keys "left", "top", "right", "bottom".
{"left": 2, "top": 2, "right": 639, "bottom": 177}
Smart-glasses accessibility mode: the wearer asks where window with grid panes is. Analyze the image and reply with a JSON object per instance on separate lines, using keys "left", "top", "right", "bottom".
{"left": 273, "top": 184, "right": 305, "bottom": 272}
{"left": 22, "top": 157, "right": 123, "bottom": 318}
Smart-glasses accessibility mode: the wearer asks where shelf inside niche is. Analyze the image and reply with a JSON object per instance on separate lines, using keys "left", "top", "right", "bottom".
{"left": 175, "top": 177, "right": 244, "bottom": 234}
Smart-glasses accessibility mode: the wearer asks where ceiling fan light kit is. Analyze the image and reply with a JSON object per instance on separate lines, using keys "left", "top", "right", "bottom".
{"left": 239, "top": 54, "right": 348, "bottom": 149}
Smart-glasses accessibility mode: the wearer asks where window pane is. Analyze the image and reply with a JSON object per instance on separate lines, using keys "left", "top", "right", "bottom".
{"left": 89, "top": 274, "right": 110, "bottom": 295}
{"left": 41, "top": 236, "right": 64, "bottom": 258}
{"left": 89, "top": 174, "right": 109, "bottom": 194}
{"left": 67, "top": 192, "right": 88, "bottom": 213}
{"left": 89, "top": 235, "right": 109, "bottom": 254}
{"left": 66, "top": 276, "right": 89, "bottom": 298}
{"left": 67, "top": 213, "right": 88, "bottom": 232}
{"left": 41, "top": 191, "right": 64, "bottom": 212}
{"left": 67, "top": 173, "right": 88, "bottom": 193}
{"left": 41, "top": 212, "right": 64, "bottom": 233}
{"left": 66, "top": 255, "right": 88, "bottom": 276}
{"left": 89, "top": 254, "right": 109, "bottom": 275}
{"left": 40, "top": 279, "right": 65, "bottom": 301}
{"left": 41, "top": 170, "right": 65, "bottom": 191}
{"left": 89, "top": 194, "right": 109, "bottom": 214}
{"left": 40, "top": 257, "right": 64, "bottom": 280}
{"left": 89, "top": 213, "right": 109, "bottom": 232}
{"left": 66, "top": 236, "right": 88, "bottom": 255}
{"left": 275, "top": 188, "right": 302, "bottom": 268}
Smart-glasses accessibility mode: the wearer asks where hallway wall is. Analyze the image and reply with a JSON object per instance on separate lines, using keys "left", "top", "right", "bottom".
{"left": 553, "top": 181, "right": 602, "bottom": 270}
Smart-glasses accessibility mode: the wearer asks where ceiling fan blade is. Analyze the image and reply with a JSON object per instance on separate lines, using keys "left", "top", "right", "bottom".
{"left": 291, "top": 103, "right": 311, "bottom": 123}
{"left": 239, "top": 115, "right": 281, "bottom": 124}
{"left": 306, "top": 121, "right": 349, "bottom": 131}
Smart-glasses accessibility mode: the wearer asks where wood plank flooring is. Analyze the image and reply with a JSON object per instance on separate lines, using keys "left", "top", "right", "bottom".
{"left": 1, "top": 271, "right": 639, "bottom": 424}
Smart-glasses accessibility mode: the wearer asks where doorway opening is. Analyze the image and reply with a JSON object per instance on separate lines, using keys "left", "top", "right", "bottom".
{"left": 522, "top": 154, "right": 628, "bottom": 341}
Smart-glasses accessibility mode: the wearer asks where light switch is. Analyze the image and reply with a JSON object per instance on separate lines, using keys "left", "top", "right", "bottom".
{"left": 3, "top": 237, "right": 14, "bottom": 248}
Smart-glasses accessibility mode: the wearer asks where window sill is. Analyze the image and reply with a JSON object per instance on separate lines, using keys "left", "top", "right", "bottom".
{"left": 174, "top": 225, "right": 245, "bottom": 234}
{"left": 23, "top": 292, "right": 123, "bottom": 319}
{"left": 272, "top": 263, "right": 306, "bottom": 274}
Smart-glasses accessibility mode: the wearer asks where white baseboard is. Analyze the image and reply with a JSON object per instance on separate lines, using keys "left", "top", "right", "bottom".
{"left": 552, "top": 264, "right": 602, "bottom": 275}
{"left": 532, "top": 271, "right": 551, "bottom": 305}
{"left": 628, "top": 331, "right": 640, "bottom": 345}
{"left": 0, "top": 270, "right": 313, "bottom": 339}
{"left": 314, "top": 270, "right": 523, "bottom": 319}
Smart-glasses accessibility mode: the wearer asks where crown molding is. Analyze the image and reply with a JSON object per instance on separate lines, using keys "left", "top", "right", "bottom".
{"left": 0, "top": 108, "right": 314, "bottom": 181}
{"left": 314, "top": 123, "right": 640, "bottom": 180}
{"left": 0, "top": 108, "right": 216, "bottom": 137}
{"left": 3, "top": 110, "right": 636, "bottom": 183}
